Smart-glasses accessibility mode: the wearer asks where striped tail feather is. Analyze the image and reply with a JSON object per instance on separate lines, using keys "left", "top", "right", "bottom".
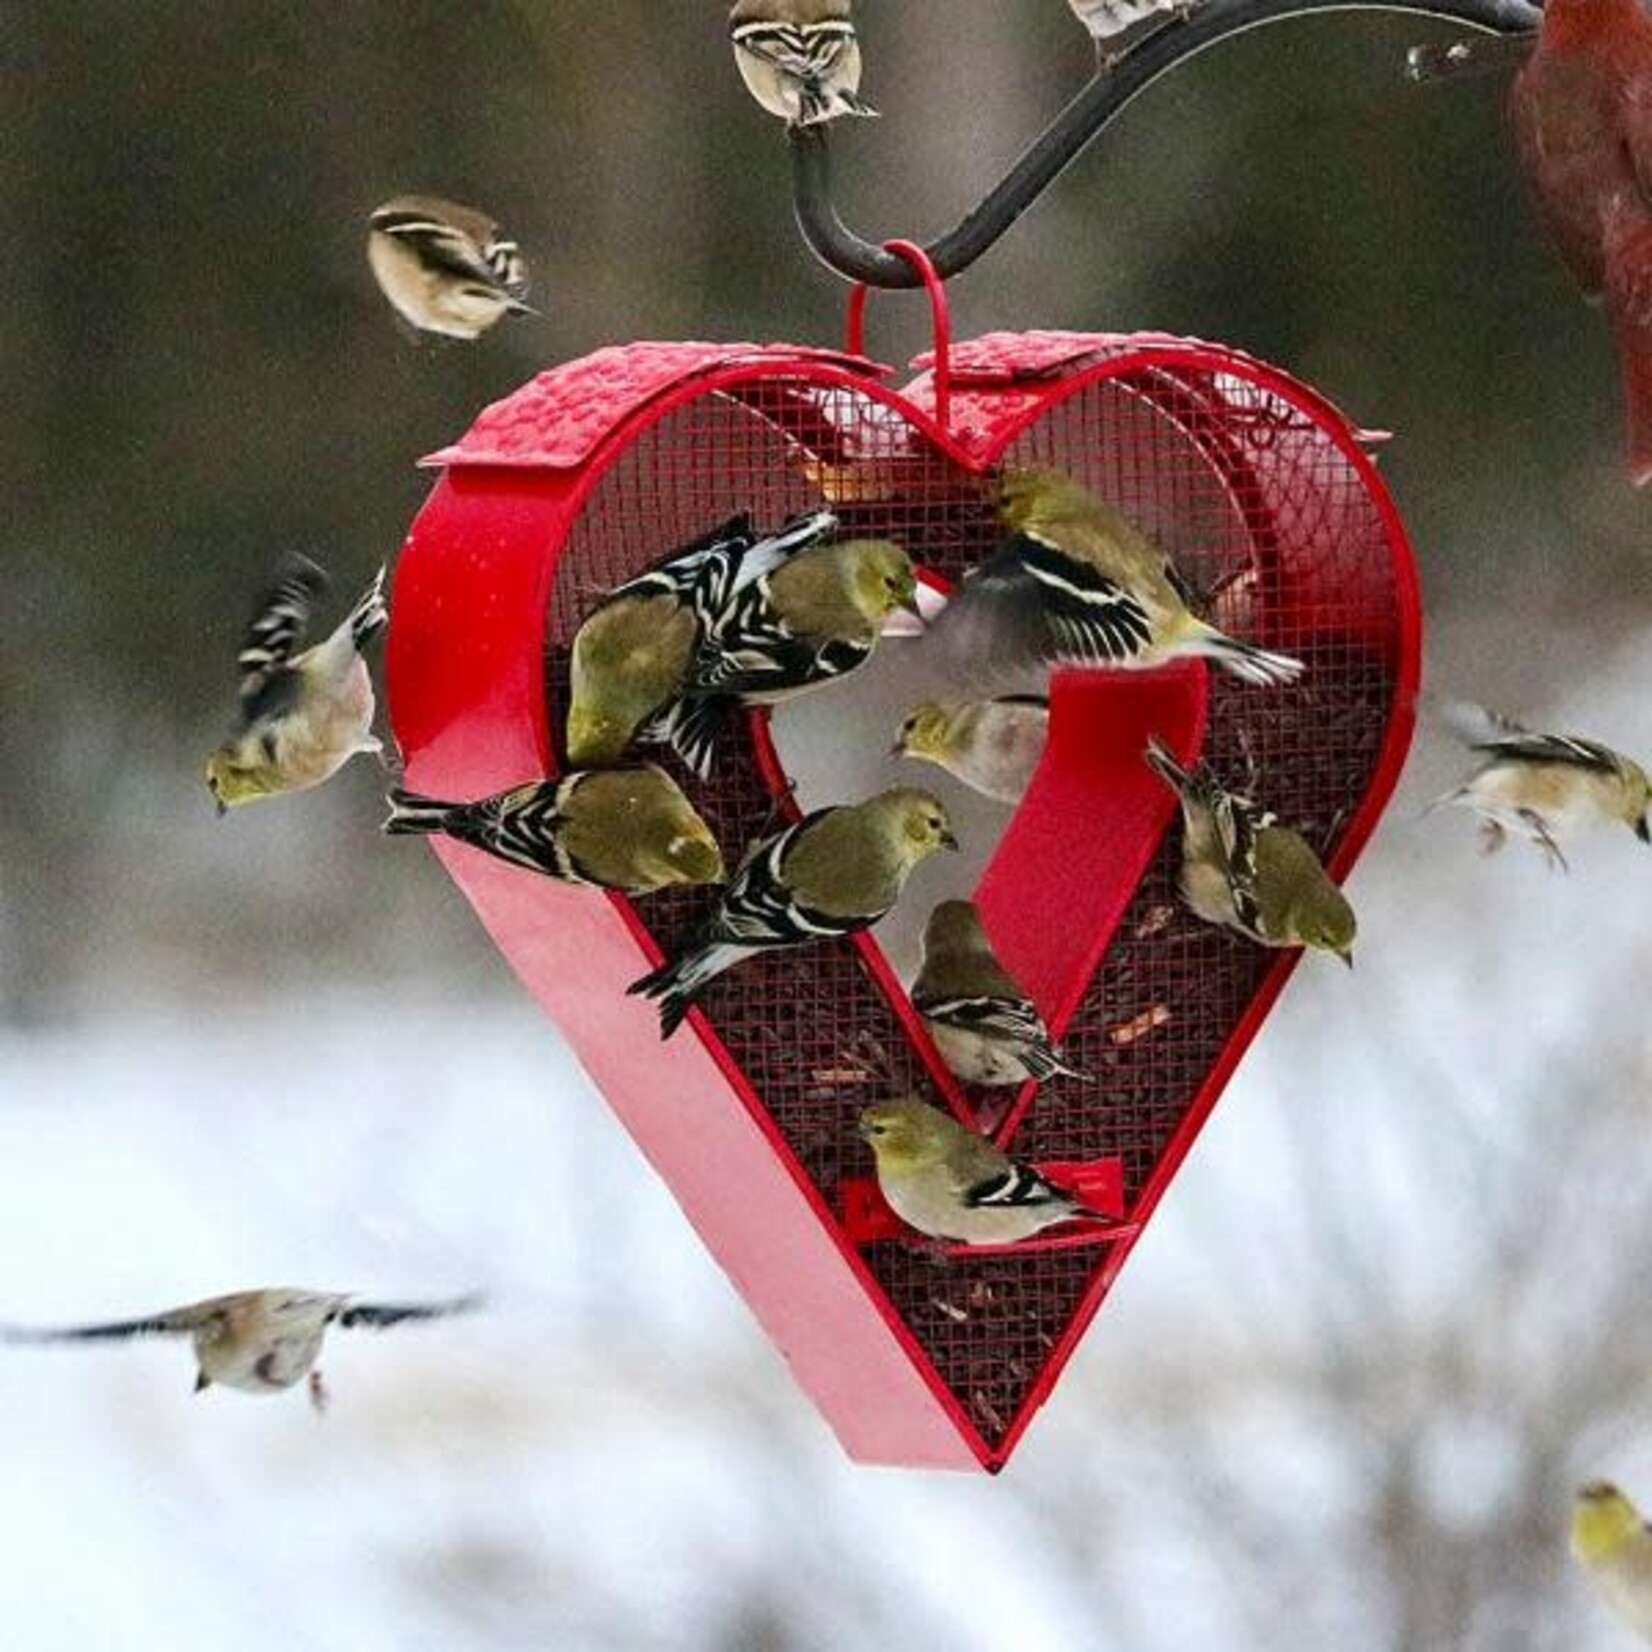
{"left": 1180, "top": 622, "right": 1304, "bottom": 687}
{"left": 627, "top": 942, "right": 750, "bottom": 1040}
{"left": 382, "top": 787, "right": 455, "bottom": 836}
{"left": 643, "top": 695, "right": 733, "bottom": 782}
{"left": 347, "top": 565, "right": 390, "bottom": 652}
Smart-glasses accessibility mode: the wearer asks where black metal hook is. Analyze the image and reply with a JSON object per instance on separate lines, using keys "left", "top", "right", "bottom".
{"left": 790, "top": 0, "right": 1543, "bottom": 288}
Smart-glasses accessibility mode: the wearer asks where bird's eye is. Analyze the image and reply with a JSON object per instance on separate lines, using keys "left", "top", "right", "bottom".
{"left": 928, "top": 816, "right": 943, "bottom": 831}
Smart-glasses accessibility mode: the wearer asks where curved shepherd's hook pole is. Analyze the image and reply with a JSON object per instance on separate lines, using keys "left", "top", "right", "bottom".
{"left": 790, "top": 0, "right": 1544, "bottom": 288}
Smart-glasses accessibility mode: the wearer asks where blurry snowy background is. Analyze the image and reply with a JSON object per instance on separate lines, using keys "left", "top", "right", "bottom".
{"left": 3, "top": 3, "right": 1652, "bottom": 1648}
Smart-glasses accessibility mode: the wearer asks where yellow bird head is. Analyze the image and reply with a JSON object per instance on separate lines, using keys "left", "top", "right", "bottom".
{"left": 1621, "top": 758, "right": 1650, "bottom": 843}
{"left": 992, "top": 464, "right": 1092, "bottom": 531}
{"left": 890, "top": 701, "right": 955, "bottom": 763}
{"left": 843, "top": 539, "right": 919, "bottom": 623}
{"left": 865, "top": 787, "right": 958, "bottom": 862}
{"left": 857, "top": 1098, "right": 953, "bottom": 1174}
{"left": 204, "top": 748, "right": 275, "bottom": 814}
{"left": 1573, "top": 1481, "right": 1644, "bottom": 1562}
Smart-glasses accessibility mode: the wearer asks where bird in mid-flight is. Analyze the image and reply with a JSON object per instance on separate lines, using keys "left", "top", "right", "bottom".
{"left": 1066, "top": 0, "right": 1192, "bottom": 68}
{"left": 205, "top": 555, "right": 387, "bottom": 812}
{"left": 367, "top": 195, "right": 533, "bottom": 341}
{"left": 1, "top": 1288, "right": 480, "bottom": 1412}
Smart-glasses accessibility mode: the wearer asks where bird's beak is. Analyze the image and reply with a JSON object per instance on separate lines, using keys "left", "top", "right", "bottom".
{"left": 215, "top": 798, "right": 228, "bottom": 819}
{"left": 194, "top": 1371, "right": 212, "bottom": 1393}
{"left": 900, "top": 591, "right": 925, "bottom": 620}
{"left": 940, "top": 828, "right": 960, "bottom": 851}
{"left": 1340, "top": 950, "right": 1355, "bottom": 971}
{"left": 1636, "top": 814, "right": 1650, "bottom": 844}
{"left": 888, "top": 738, "right": 907, "bottom": 761}
{"left": 855, "top": 1118, "right": 875, "bottom": 1141}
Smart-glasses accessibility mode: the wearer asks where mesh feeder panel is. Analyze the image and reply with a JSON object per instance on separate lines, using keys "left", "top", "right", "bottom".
{"left": 387, "top": 337, "right": 1420, "bottom": 1471}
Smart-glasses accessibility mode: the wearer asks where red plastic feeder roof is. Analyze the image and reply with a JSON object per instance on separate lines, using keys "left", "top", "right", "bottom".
{"left": 387, "top": 332, "right": 1420, "bottom": 1472}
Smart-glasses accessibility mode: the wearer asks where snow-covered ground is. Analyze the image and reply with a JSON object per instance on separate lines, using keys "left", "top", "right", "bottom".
{"left": 1, "top": 615, "right": 1650, "bottom": 1649}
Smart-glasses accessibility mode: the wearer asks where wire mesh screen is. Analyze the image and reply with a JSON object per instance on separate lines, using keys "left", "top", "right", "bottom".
{"left": 543, "top": 360, "right": 1403, "bottom": 1451}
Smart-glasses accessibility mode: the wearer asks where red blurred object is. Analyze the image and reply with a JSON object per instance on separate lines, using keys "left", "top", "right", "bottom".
{"left": 1509, "top": 0, "right": 1652, "bottom": 486}
{"left": 387, "top": 314, "right": 1420, "bottom": 1470}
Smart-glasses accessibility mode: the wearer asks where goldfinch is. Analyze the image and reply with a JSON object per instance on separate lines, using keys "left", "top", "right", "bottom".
{"left": 912, "top": 900, "right": 1084, "bottom": 1086}
{"left": 893, "top": 695, "right": 1049, "bottom": 804}
{"left": 858, "top": 1098, "right": 1104, "bottom": 1245}
{"left": 933, "top": 466, "right": 1303, "bottom": 687}
{"left": 383, "top": 765, "right": 724, "bottom": 896}
{"left": 567, "top": 509, "right": 834, "bottom": 768}
{"left": 1, "top": 1288, "right": 479, "bottom": 1413}
{"left": 1067, "top": 0, "right": 1191, "bottom": 66}
{"left": 366, "top": 195, "right": 532, "bottom": 341}
{"left": 1145, "top": 736, "right": 1356, "bottom": 963}
{"left": 1432, "top": 702, "right": 1650, "bottom": 870}
{"left": 1572, "top": 1481, "right": 1652, "bottom": 1641}
{"left": 728, "top": 0, "right": 877, "bottom": 127}
{"left": 205, "top": 557, "right": 387, "bottom": 813}
{"left": 629, "top": 787, "right": 956, "bottom": 1038}
{"left": 652, "top": 535, "right": 919, "bottom": 779}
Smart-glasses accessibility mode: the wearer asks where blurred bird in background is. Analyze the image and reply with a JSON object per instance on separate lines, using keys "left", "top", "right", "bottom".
{"left": 1, "top": 1289, "right": 480, "bottom": 1413}
{"left": 566, "top": 509, "right": 836, "bottom": 769}
{"left": 629, "top": 787, "right": 955, "bottom": 1038}
{"left": 1508, "top": 0, "right": 1652, "bottom": 485}
{"left": 1066, "top": 0, "right": 1191, "bottom": 69}
{"left": 1145, "top": 737, "right": 1356, "bottom": 963}
{"left": 651, "top": 533, "right": 919, "bottom": 778}
{"left": 912, "top": 900, "right": 1083, "bottom": 1086}
{"left": 858, "top": 1098, "right": 1104, "bottom": 1245}
{"left": 366, "top": 195, "right": 533, "bottom": 341}
{"left": 1431, "top": 701, "right": 1650, "bottom": 868}
{"left": 1572, "top": 1481, "right": 1652, "bottom": 1642}
{"left": 205, "top": 557, "right": 387, "bottom": 813}
{"left": 931, "top": 466, "right": 1302, "bottom": 687}
{"left": 728, "top": 0, "right": 877, "bottom": 127}
{"left": 893, "top": 696, "right": 1049, "bottom": 805}
{"left": 384, "top": 766, "right": 725, "bottom": 895}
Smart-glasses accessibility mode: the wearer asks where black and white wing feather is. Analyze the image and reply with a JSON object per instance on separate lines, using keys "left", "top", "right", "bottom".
{"left": 960, "top": 1161, "right": 1079, "bottom": 1219}
{"left": 334, "top": 1294, "right": 482, "bottom": 1332}
{"left": 237, "top": 554, "right": 328, "bottom": 726}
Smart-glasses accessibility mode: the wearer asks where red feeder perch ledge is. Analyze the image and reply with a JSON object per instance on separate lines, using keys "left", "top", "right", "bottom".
{"left": 386, "top": 294, "right": 1420, "bottom": 1469}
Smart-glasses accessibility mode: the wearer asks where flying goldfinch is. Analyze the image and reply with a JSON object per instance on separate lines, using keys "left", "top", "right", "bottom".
{"left": 728, "top": 0, "right": 877, "bottom": 127}
{"left": 366, "top": 195, "right": 533, "bottom": 341}
{"left": 893, "top": 695, "right": 1049, "bottom": 804}
{"left": 1067, "top": 0, "right": 1191, "bottom": 67}
{"left": 1432, "top": 702, "right": 1650, "bottom": 869}
{"left": 205, "top": 557, "right": 387, "bottom": 813}
{"left": 932, "top": 466, "right": 1303, "bottom": 688}
{"left": 1145, "top": 737, "right": 1356, "bottom": 963}
{"left": 383, "top": 765, "right": 725, "bottom": 895}
{"left": 628, "top": 787, "right": 956, "bottom": 1038}
{"left": 858, "top": 1098, "right": 1104, "bottom": 1245}
{"left": 566, "top": 509, "right": 834, "bottom": 768}
{"left": 912, "top": 900, "right": 1084, "bottom": 1086}
{"left": 1, "top": 1288, "right": 479, "bottom": 1413}
{"left": 1572, "top": 1481, "right": 1652, "bottom": 1641}
{"left": 651, "top": 535, "right": 920, "bottom": 778}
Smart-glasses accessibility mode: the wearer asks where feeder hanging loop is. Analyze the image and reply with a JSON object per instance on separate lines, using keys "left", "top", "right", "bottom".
{"left": 790, "top": 0, "right": 1543, "bottom": 289}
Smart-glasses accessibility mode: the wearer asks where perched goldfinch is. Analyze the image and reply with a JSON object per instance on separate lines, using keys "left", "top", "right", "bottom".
{"left": 1432, "top": 702, "right": 1650, "bottom": 870}
{"left": 383, "top": 765, "right": 724, "bottom": 895}
{"left": 205, "top": 557, "right": 387, "bottom": 813}
{"left": 728, "top": 0, "right": 877, "bottom": 127}
{"left": 912, "top": 900, "right": 1084, "bottom": 1086}
{"left": 1067, "top": 0, "right": 1191, "bottom": 66}
{"left": 893, "top": 695, "right": 1049, "bottom": 804}
{"left": 1, "top": 1288, "right": 479, "bottom": 1413}
{"left": 567, "top": 510, "right": 834, "bottom": 768}
{"left": 1145, "top": 737, "right": 1356, "bottom": 963}
{"left": 858, "top": 1098, "right": 1104, "bottom": 1245}
{"left": 629, "top": 787, "right": 956, "bottom": 1038}
{"left": 366, "top": 195, "right": 532, "bottom": 341}
{"left": 1572, "top": 1481, "right": 1652, "bottom": 1641}
{"left": 652, "top": 535, "right": 920, "bottom": 778}
{"left": 933, "top": 466, "right": 1303, "bottom": 687}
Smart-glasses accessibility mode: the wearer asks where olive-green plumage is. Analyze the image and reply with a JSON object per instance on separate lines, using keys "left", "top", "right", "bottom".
{"left": 1145, "top": 737, "right": 1355, "bottom": 963}
{"left": 857, "top": 1098, "right": 1096, "bottom": 1245}
{"left": 384, "top": 765, "right": 725, "bottom": 896}
{"left": 1572, "top": 1481, "right": 1652, "bottom": 1640}
{"left": 568, "top": 593, "right": 698, "bottom": 767}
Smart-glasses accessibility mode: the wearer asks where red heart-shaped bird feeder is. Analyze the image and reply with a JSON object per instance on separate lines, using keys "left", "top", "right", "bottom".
{"left": 386, "top": 315, "right": 1419, "bottom": 1471}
